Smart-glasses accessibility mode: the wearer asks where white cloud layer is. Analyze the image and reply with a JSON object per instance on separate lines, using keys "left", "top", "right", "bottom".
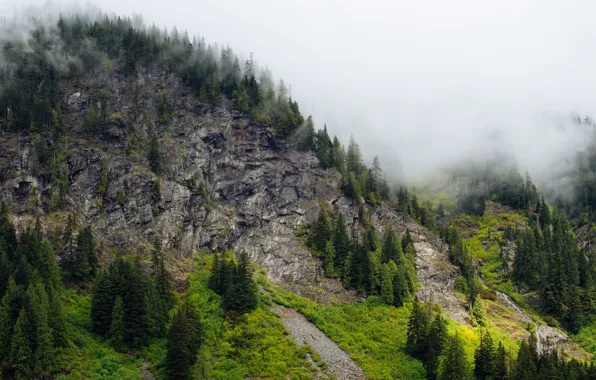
{"left": 2, "top": 0, "right": 596, "bottom": 184}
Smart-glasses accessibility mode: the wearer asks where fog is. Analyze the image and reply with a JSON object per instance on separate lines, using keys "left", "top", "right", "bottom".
{"left": 3, "top": 0, "right": 596, "bottom": 184}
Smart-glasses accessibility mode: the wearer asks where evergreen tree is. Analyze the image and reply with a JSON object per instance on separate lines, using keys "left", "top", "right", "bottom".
{"left": 298, "top": 115, "right": 315, "bottom": 150}
{"left": 494, "top": 341, "right": 509, "bottom": 380}
{"left": 108, "top": 296, "right": 126, "bottom": 351}
{"left": 393, "top": 267, "right": 410, "bottom": 307}
{"left": 333, "top": 214, "right": 350, "bottom": 273}
{"left": 402, "top": 230, "right": 414, "bottom": 254}
{"left": 314, "top": 126, "right": 333, "bottom": 167}
{"left": 514, "top": 339, "right": 538, "bottom": 380}
{"left": 380, "top": 261, "right": 395, "bottom": 305}
{"left": 406, "top": 297, "right": 429, "bottom": 359}
{"left": 426, "top": 312, "right": 448, "bottom": 380}
{"left": 11, "top": 308, "right": 33, "bottom": 380}
{"left": 324, "top": 240, "right": 337, "bottom": 277}
{"left": 308, "top": 208, "right": 332, "bottom": 253}
{"left": 438, "top": 334, "right": 471, "bottom": 380}
{"left": 181, "top": 299, "right": 202, "bottom": 356}
{"left": 381, "top": 230, "right": 402, "bottom": 264}
{"left": 32, "top": 278, "right": 54, "bottom": 374}
{"left": 47, "top": 286, "right": 68, "bottom": 347}
{"left": 332, "top": 136, "right": 346, "bottom": 175}
{"left": 151, "top": 238, "right": 173, "bottom": 308}
{"left": 166, "top": 309, "right": 193, "bottom": 380}
{"left": 223, "top": 251, "right": 257, "bottom": 315}
{"left": 474, "top": 330, "right": 496, "bottom": 380}
{"left": 0, "top": 292, "right": 12, "bottom": 361}
{"left": 231, "top": 88, "right": 250, "bottom": 112}
{"left": 91, "top": 271, "right": 116, "bottom": 336}
{"left": 346, "top": 135, "right": 363, "bottom": 176}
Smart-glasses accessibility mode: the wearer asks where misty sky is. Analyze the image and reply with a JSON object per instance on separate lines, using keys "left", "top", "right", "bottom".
{"left": 2, "top": 0, "right": 596, "bottom": 182}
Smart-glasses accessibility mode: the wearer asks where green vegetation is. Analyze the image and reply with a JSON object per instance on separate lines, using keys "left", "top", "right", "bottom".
{"left": 306, "top": 207, "right": 417, "bottom": 300}
{"left": 188, "top": 255, "right": 320, "bottom": 379}
{"left": 268, "top": 280, "right": 426, "bottom": 379}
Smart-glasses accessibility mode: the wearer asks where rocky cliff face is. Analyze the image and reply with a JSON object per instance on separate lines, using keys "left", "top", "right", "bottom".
{"left": 0, "top": 67, "right": 467, "bottom": 317}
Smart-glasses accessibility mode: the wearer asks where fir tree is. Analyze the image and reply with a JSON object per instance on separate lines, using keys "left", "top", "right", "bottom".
{"left": 223, "top": 251, "right": 257, "bottom": 315}
{"left": 0, "top": 292, "right": 12, "bottom": 361}
{"left": 182, "top": 299, "right": 202, "bottom": 356}
{"left": 47, "top": 286, "right": 68, "bottom": 347}
{"left": 406, "top": 297, "right": 429, "bottom": 359}
{"left": 91, "top": 271, "right": 116, "bottom": 336}
{"left": 151, "top": 238, "right": 173, "bottom": 308}
{"left": 474, "top": 330, "right": 496, "bottom": 380}
{"left": 426, "top": 312, "right": 448, "bottom": 380}
{"left": 11, "top": 308, "right": 33, "bottom": 380}
{"left": 393, "top": 267, "right": 410, "bottom": 307}
{"left": 166, "top": 309, "right": 194, "bottom": 380}
{"left": 381, "top": 230, "right": 402, "bottom": 264}
{"left": 108, "top": 296, "right": 126, "bottom": 351}
{"left": 438, "top": 334, "right": 471, "bottom": 380}
{"left": 494, "top": 341, "right": 509, "bottom": 380}
{"left": 514, "top": 339, "right": 538, "bottom": 380}
{"left": 380, "top": 261, "right": 395, "bottom": 305}
{"left": 333, "top": 214, "right": 350, "bottom": 274}
{"left": 308, "top": 208, "right": 332, "bottom": 253}
{"left": 298, "top": 115, "right": 315, "bottom": 150}
{"left": 346, "top": 135, "right": 363, "bottom": 176}
{"left": 324, "top": 240, "right": 337, "bottom": 277}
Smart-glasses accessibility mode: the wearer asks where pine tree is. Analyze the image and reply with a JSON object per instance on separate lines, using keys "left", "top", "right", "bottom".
{"left": 402, "top": 230, "right": 414, "bottom": 254}
{"left": 333, "top": 214, "right": 350, "bottom": 274}
{"left": 346, "top": 135, "right": 363, "bottom": 176}
{"left": 298, "top": 115, "right": 315, "bottom": 150}
{"left": 223, "top": 251, "right": 257, "bottom": 315}
{"left": 72, "top": 226, "right": 94, "bottom": 280}
{"left": 32, "top": 278, "right": 54, "bottom": 374}
{"left": 151, "top": 238, "right": 173, "bottom": 308}
{"left": 91, "top": 271, "right": 116, "bottom": 336}
{"left": 474, "top": 330, "right": 496, "bottom": 380}
{"left": 109, "top": 296, "right": 126, "bottom": 351}
{"left": 494, "top": 342, "right": 509, "bottom": 380}
{"left": 514, "top": 339, "right": 538, "bottom": 380}
{"left": 380, "top": 261, "right": 395, "bottom": 305}
{"left": 406, "top": 297, "right": 429, "bottom": 359}
{"left": 393, "top": 267, "right": 410, "bottom": 307}
{"left": 47, "top": 286, "right": 68, "bottom": 347}
{"left": 426, "top": 312, "right": 448, "bottom": 380}
{"left": 0, "top": 292, "right": 12, "bottom": 361}
{"left": 11, "top": 308, "right": 33, "bottom": 380}
{"left": 332, "top": 136, "right": 346, "bottom": 175}
{"left": 166, "top": 309, "right": 193, "bottom": 380}
{"left": 324, "top": 240, "right": 337, "bottom": 277}
{"left": 381, "top": 230, "right": 402, "bottom": 264}
{"left": 308, "top": 207, "right": 332, "bottom": 253}
{"left": 438, "top": 334, "right": 471, "bottom": 380}
{"left": 181, "top": 299, "right": 202, "bottom": 356}
{"left": 231, "top": 89, "right": 249, "bottom": 112}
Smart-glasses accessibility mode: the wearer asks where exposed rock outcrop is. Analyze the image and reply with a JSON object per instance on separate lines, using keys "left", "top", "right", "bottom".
{"left": 0, "top": 67, "right": 464, "bottom": 317}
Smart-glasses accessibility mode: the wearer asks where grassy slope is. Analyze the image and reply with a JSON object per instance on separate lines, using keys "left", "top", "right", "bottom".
{"left": 57, "top": 290, "right": 143, "bottom": 380}
{"left": 55, "top": 255, "right": 322, "bottom": 380}
{"left": 188, "top": 255, "right": 321, "bottom": 380}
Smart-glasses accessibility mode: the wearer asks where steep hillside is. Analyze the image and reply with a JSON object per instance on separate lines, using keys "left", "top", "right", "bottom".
{"left": 0, "top": 63, "right": 467, "bottom": 315}
{"left": 2, "top": 12, "right": 595, "bottom": 380}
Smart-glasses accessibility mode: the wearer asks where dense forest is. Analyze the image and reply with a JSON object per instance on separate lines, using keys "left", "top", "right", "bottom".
{"left": 1, "top": 10, "right": 596, "bottom": 380}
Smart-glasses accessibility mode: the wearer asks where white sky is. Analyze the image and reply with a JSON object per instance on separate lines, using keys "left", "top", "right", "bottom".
{"left": 2, "top": 0, "right": 596, "bottom": 182}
